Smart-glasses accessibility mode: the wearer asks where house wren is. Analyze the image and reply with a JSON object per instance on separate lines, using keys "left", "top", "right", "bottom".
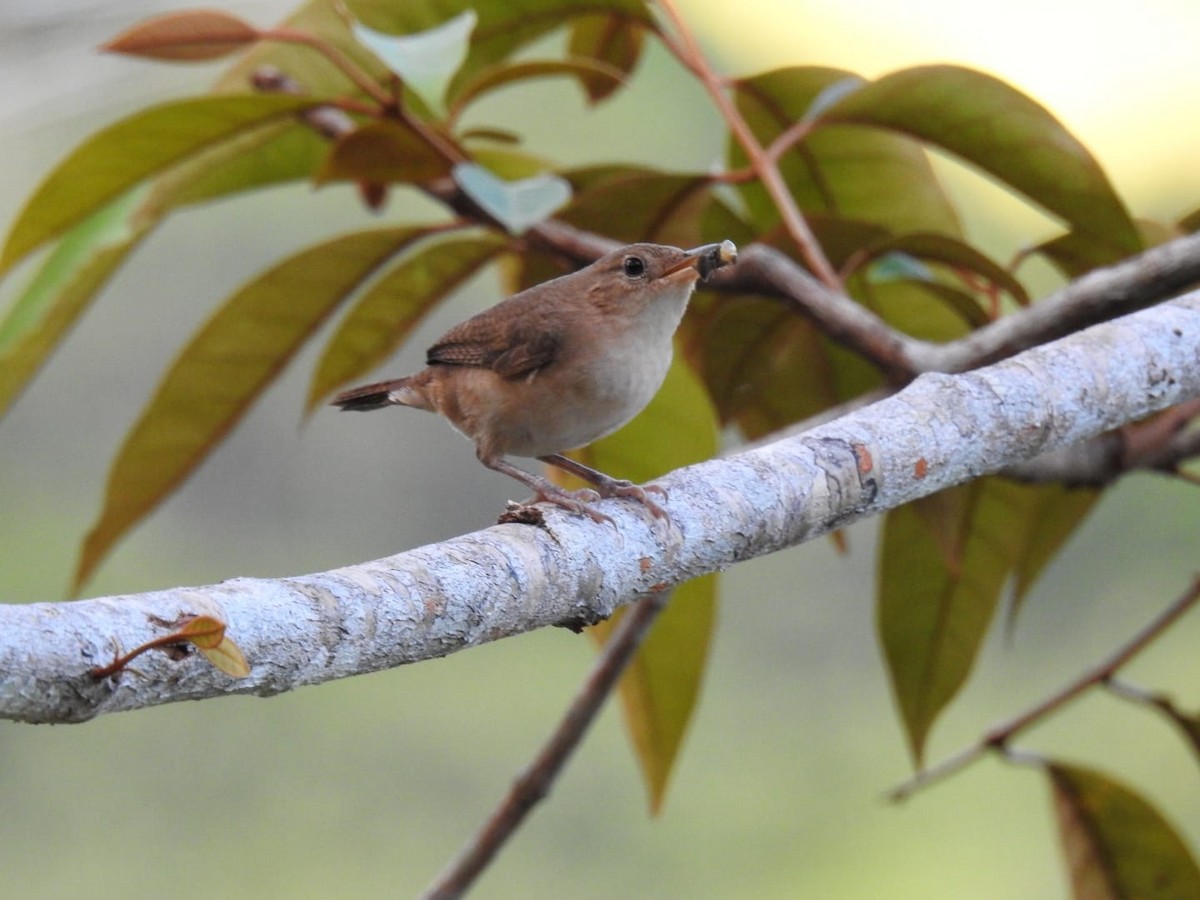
{"left": 332, "top": 239, "right": 737, "bottom": 522}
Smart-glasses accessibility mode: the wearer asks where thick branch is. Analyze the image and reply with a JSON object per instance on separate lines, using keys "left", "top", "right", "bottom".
{"left": 2, "top": 293, "right": 1198, "bottom": 724}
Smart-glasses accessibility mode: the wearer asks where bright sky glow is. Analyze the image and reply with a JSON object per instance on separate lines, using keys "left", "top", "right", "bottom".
{"left": 686, "top": 0, "right": 1200, "bottom": 211}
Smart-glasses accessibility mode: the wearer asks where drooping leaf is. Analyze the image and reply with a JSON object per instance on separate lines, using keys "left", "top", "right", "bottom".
{"left": 575, "top": 355, "right": 720, "bottom": 813}
{"left": 349, "top": 10, "right": 477, "bottom": 113}
{"left": 1047, "top": 761, "right": 1200, "bottom": 899}
{"left": 590, "top": 575, "right": 717, "bottom": 814}
{"left": 1007, "top": 483, "right": 1099, "bottom": 628}
{"left": 453, "top": 163, "right": 571, "bottom": 234}
{"left": 143, "top": 119, "right": 328, "bottom": 216}
{"left": 102, "top": 9, "right": 261, "bottom": 62}
{"left": 0, "top": 191, "right": 152, "bottom": 420}
{"left": 74, "top": 226, "right": 432, "bottom": 589}
{"left": 864, "top": 277, "right": 975, "bottom": 344}
{"left": 681, "top": 292, "right": 837, "bottom": 437}
{"left": 567, "top": 13, "right": 645, "bottom": 102}
{"left": 732, "top": 67, "right": 961, "bottom": 240}
{"left": 316, "top": 121, "right": 452, "bottom": 185}
{"left": 878, "top": 478, "right": 1039, "bottom": 764}
{"left": 560, "top": 167, "right": 714, "bottom": 247}
{"left": 816, "top": 66, "right": 1142, "bottom": 263}
{"left": 1, "top": 94, "right": 320, "bottom": 276}
{"left": 308, "top": 233, "right": 510, "bottom": 409}
{"left": 851, "top": 232, "right": 1030, "bottom": 306}
{"left": 448, "top": 58, "right": 625, "bottom": 121}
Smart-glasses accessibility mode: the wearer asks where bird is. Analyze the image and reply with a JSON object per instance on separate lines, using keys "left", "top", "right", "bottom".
{"left": 332, "top": 239, "right": 737, "bottom": 523}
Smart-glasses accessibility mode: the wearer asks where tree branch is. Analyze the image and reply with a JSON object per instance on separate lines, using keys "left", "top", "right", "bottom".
{"left": 3, "top": 293, "right": 1198, "bottom": 725}
{"left": 420, "top": 591, "right": 670, "bottom": 900}
{"left": 887, "top": 574, "right": 1200, "bottom": 802}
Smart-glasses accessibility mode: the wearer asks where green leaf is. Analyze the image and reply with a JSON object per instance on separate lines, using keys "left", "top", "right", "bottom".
{"left": 1008, "top": 483, "right": 1099, "bottom": 628}
{"left": 567, "top": 13, "right": 645, "bottom": 103}
{"left": 574, "top": 355, "right": 719, "bottom": 812}
{"left": 308, "top": 233, "right": 509, "bottom": 410}
{"left": 878, "top": 478, "right": 1037, "bottom": 764}
{"left": 349, "top": 10, "right": 477, "bottom": 114}
{"left": 732, "top": 67, "right": 961, "bottom": 239}
{"left": 316, "top": 121, "right": 452, "bottom": 185}
{"left": 0, "top": 191, "right": 152, "bottom": 420}
{"left": 143, "top": 119, "right": 328, "bottom": 216}
{"left": 681, "top": 292, "right": 836, "bottom": 436}
{"left": 1, "top": 94, "right": 320, "bottom": 276}
{"left": 817, "top": 65, "right": 1141, "bottom": 263}
{"left": 1047, "top": 761, "right": 1200, "bottom": 899}
{"left": 864, "top": 278, "right": 975, "bottom": 344}
{"left": 74, "top": 226, "right": 430, "bottom": 589}
{"left": 853, "top": 232, "right": 1030, "bottom": 306}
{"left": 453, "top": 163, "right": 572, "bottom": 234}
{"left": 343, "top": 0, "right": 654, "bottom": 96}
{"left": 449, "top": 58, "right": 625, "bottom": 120}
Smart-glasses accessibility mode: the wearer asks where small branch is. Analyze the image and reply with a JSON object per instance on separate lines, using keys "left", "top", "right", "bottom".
{"left": 1004, "top": 399, "right": 1200, "bottom": 486}
{"left": 920, "top": 231, "right": 1200, "bottom": 373}
{"left": 652, "top": 0, "right": 841, "bottom": 289}
{"left": 420, "top": 592, "right": 670, "bottom": 899}
{"left": 888, "top": 575, "right": 1200, "bottom": 802}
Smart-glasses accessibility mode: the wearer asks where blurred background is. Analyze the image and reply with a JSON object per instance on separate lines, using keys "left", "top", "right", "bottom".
{"left": 2, "top": 1, "right": 1199, "bottom": 896}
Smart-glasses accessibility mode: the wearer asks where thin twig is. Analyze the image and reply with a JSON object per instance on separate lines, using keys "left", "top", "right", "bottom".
{"left": 420, "top": 591, "right": 672, "bottom": 900}
{"left": 888, "top": 575, "right": 1200, "bottom": 802}
{"left": 652, "top": 0, "right": 841, "bottom": 289}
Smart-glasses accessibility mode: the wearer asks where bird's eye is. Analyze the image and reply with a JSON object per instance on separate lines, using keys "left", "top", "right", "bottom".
{"left": 622, "top": 256, "right": 646, "bottom": 278}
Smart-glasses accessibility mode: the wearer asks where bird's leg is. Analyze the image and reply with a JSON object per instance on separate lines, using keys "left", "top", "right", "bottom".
{"left": 483, "top": 455, "right": 613, "bottom": 525}
{"left": 539, "top": 454, "right": 668, "bottom": 520}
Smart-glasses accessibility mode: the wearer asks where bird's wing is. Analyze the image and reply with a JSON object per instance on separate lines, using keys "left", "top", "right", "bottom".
{"left": 426, "top": 312, "right": 561, "bottom": 380}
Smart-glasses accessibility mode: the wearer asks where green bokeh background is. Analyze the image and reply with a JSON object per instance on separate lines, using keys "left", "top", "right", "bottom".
{"left": 2, "top": 2, "right": 1198, "bottom": 897}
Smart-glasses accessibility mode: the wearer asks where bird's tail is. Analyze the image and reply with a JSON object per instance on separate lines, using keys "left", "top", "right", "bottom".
{"left": 332, "top": 377, "right": 426, "bottom": 412}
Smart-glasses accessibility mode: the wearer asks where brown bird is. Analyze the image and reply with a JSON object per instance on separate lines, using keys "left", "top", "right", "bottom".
{"left": 333, "top": 240, "right": 737, "bottom": 522}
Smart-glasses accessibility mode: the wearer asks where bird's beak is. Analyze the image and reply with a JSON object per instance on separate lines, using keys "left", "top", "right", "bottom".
{"left": 661, "top": 240, "right": 738, "bottom": 281}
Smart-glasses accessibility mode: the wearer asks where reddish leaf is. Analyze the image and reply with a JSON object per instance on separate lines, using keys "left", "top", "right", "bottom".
{"left": 560, "top": 167, "right": 714, "bottom": 247}
{"left": 316, "top": 121, "right": 451, "bottom": 186}
{"left": 102, "top": 10, "right": 260, "bottom": 62}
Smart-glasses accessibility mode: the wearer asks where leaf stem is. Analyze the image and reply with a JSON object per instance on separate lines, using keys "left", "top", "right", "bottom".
{"left": 888, "top": 575, "right": 1200, "bottom": 802}
{"left": 652, "top": 0, "right": 840, "bottom": 288}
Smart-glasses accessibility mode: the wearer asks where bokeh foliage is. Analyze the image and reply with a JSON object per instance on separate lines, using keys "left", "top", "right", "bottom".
{"left": 2, "top": 1, "right": 1197, "bottom": 892}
